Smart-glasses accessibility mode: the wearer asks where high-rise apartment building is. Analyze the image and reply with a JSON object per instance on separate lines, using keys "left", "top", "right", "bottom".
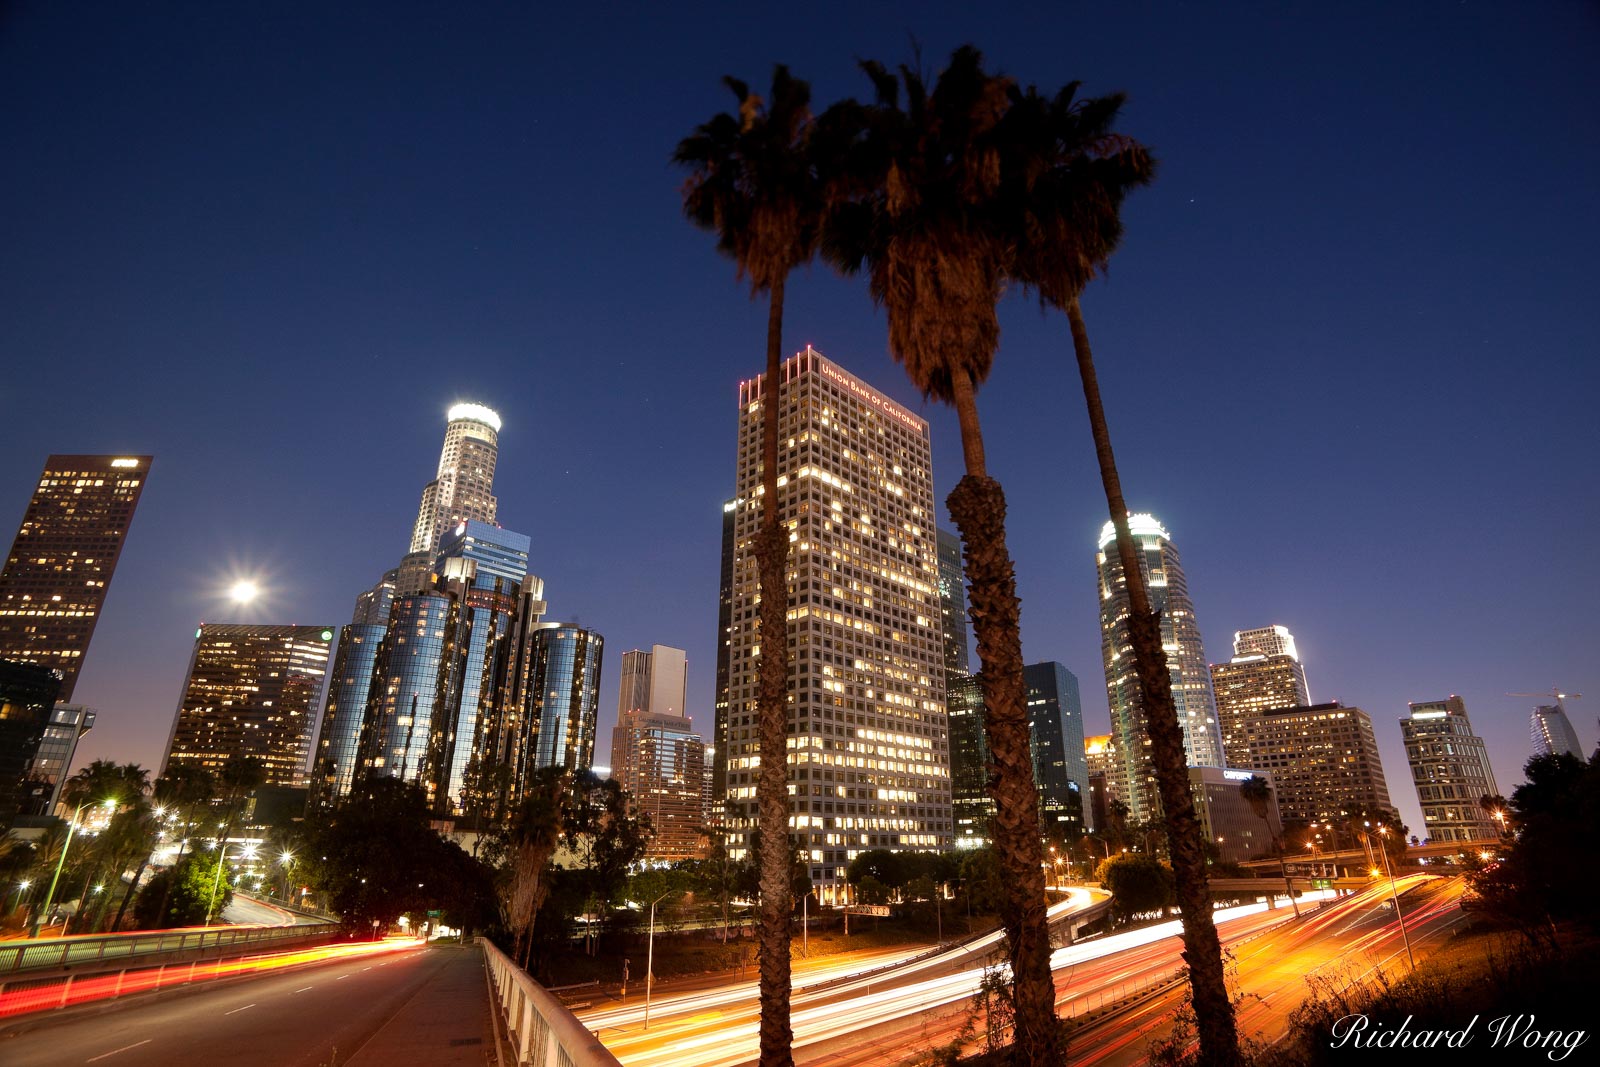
{"left": 525, "top": 623, "right": 603, "bottom": 775}
{"left": 1096, "top": 513, "right": 1223, "bottom": 824}
{"left": 1242, "top": 701, "right": 1392, "bottom": 826}
{"left": 1024, "top": 662, "right": 1088, "bottom": 843}
{"left": 396, "top": 404, "right": 501, "bottom": 594}
{"left": 0, "top": 455, "right": 151, "bottom": 701}
{"left": 163, "top": 624, "right": 334, "bottom": 789}
{"left": 1210, "top": 625, "right": 1311, "bottom": 770}
{"left": 1403, "top": 697, "right": 1501, "bottom": 843}
{"left": 718, "top": 347, "right": 951, "bottom": 894}
{"left": 1530, "top": 703, "right": 1584, "bottom": 759}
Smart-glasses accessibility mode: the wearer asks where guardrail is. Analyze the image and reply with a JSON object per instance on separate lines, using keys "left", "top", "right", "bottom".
{"left": 1, "top": 921, "right": 335, "bottom": 977}
{"left": 480, "top": 937, "right": 622, "bottom": 1067}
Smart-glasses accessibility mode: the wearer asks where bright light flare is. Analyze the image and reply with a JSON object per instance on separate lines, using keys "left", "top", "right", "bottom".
{"left": 229, "top": 580, "right": 260, "bottom": 604}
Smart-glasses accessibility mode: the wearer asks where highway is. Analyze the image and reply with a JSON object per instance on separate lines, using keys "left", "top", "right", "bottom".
{"left": 0, "top": 941, "right": 481, "bottom": 1066}
{"left": 581, "top": 880, "right": 1466, "bottom": 1067}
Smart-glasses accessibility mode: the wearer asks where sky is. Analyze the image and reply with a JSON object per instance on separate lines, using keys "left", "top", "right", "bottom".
{"left": 2, "top": 2, "right": 1596, "bottom": 839}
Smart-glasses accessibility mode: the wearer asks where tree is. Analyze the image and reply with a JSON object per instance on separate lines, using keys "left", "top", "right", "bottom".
{"left": 821, "top": 46, "right": 1059, "bottom": 1063}
{"left": 997, "top": 73, "right": 1249, "bottom": 1066}
{"left": 495, "top": 769, "right": 566, "bottom": 968}
{"left": 560, "top": 771, "right": 649, "bottom": 953}
{"left": 675, "top": 65, "right": 822, "bottom": 1067}
{"left": 1098, "top": 852, "right": 1174, "bottom": 923}
{"left": 134, "top": 854, "right": 230, "bottom": 928}
{"left": 1238, "top": 775, "right": 1297, "bottom": 919}
{"left": 305, "top": 774, "right": 493, "bottom": 937}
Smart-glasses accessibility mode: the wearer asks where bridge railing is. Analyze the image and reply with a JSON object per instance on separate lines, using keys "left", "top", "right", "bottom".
{"left": 1, "top": 921, "right": 335, "bottom": 977}
{"left": 480, "top": 937, "right": 622, "bottom": 1067}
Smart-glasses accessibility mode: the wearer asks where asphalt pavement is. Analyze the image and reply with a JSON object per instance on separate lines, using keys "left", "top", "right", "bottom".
{"left": 0, "top": 942, "right": 500, "bottom": 1066}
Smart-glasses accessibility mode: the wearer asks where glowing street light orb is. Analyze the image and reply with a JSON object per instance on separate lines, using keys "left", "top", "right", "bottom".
{"left": 229, "top": 580, "right": 260, "bottom": 604}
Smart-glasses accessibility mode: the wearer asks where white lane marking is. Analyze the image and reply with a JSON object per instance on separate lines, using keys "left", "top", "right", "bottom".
{"left": 362, "top": 966, "right": 372, "bottom": 971}
{"left": 337, "top": 974, "right": 351, "bottom": 980}
{"left": 292, "top": 985, "right": 314, "bottom": 993}
{"left": 224, "top": 1003, "right": 256, "bottom": 1015}
{"left": 86, "top": 1040, "right": 153, "bottom": 1063}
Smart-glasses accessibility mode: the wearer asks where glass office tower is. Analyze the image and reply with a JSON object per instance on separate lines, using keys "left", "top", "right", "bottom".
{"left": 526, "top": 623, "right": 604, "bottom": 774}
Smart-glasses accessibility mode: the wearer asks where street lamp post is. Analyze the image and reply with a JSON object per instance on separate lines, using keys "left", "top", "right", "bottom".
{"left": 643, "top": 890, "right": 670, "bottom": 1030}
{"left": 29, "top": 797, "right": 115, "bottom": 938}
{"left": 1375, "top": 827, "right": 1415, "bottom": 971}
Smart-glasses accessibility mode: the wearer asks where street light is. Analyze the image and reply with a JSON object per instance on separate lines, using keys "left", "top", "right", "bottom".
{"left": 29, "top": 797, "right": 116, "bottom": 938}
{"left": 1375, "top": 827, "right": 1415, "bottom": 971}
{"left": 279, "top": 851, "right": 295, "bottom": 901}
{"left": 643, "top": 890, "right": 671, "bottom": 1030}
{"left": 204, "top": 841, "right": 258, "bottom": 927}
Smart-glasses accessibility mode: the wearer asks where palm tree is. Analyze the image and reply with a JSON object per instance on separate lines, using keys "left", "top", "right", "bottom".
{"left": 820, "top": 47, "right": 1060, "bottom": 1064}
{"left": 675, "top": 65, "right": 822, "bottom": 1067}
{"left": 1003, "top": 81, "right": 1242, "bottom": 1066}
{"left": 1238, "top": 775, "right": 1297, "bottom": 919}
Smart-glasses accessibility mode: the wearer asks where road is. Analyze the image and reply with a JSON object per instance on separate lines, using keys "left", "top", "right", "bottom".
{"left": 583, "top": 881, "right": 1469, "bottom": 1067}
{"left": 0, "top": 942, "right": 482, "bottom": 1066}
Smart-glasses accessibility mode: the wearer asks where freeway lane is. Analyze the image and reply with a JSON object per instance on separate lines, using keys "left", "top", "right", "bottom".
{"left": 0, "top": 942, "right": 491, "bottom": 1066}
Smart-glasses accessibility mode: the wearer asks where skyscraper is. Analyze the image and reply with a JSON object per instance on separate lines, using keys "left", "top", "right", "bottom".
{"left": 1403, "top": 697, "right": 1501, "bottom": 843}
{"left": 710, "top": 498, "right": 737, "bottom": 817}
{"left": 1096, "top": 513, "right": 1223, "bottom": 824}
{"left": 354, "top": 522, "right": 547, "bottom": 818}
{"left": 1083, "top": 734, "right": 1124, "bottom": 833}
{"left": 0, "top": 455, "right": 151, "bottom": 701}
{"left": 611, "top": 645, "right": 705, "bottom": 862}
{"left": 525, "top": 623, "right": 604, "bottom": 774}
{"left": 936, "top": 528, "right": 971, "bottom": 678}
{"left": 23, "top": 702, "right": 96, "bottom": 817}
{"left": 1530, "top": 703, "right": 1583, "bottom": 759}
{"left": 396, "top": 404, "right": 501, "bottom": 595}
{"left": 948, "top": 673, "right": 990, "bottom": 845}
{"left": 1024, "top": 662, "right": 1088, "bottom": 844}
{"left": 1210, "top": 625, "right": 1311, "bottom": 769}
{"left": 310, "top": 570, "right": 401, "bottom": 810}
{"left": 163, "top": 624, "right": 334, "bottom": 789}
{"left": 1243, "top": 701, "right": 1392, "bottom": 826}
{"left": 618, "top": 645, "right": 688, "bottom": 719}
{"left": 719, "top": 347, "right": 951, "bottom": 894}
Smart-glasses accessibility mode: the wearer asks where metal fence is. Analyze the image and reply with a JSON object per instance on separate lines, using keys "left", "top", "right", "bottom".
{"left": 480, "top": 938, "right": 623, "bottom": 1067}
{"left": 1, "top": 921, "right": 334, "bottom": 977}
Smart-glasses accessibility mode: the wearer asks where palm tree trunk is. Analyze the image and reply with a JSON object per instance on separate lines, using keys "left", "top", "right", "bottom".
{"left": 1068, "top": 296, "right": 1241, "bottom": 1067}
{"left": 111, "top": 853, "right": 150, "bottom": 932}
{"left": 754, "top": 274, "right": 795, "bottom": 1067}
{"left": 944, "top": 365, "right": 1060, "bottom": 1066}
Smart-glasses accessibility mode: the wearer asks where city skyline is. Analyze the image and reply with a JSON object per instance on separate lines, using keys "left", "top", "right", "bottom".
{"left": 1, "top": 4, "right": 1596, "bottom": 845}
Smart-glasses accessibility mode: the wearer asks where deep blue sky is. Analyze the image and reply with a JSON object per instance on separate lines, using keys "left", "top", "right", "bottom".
{"left": 3, "top": 2, "right": 1596, "bottom": 837}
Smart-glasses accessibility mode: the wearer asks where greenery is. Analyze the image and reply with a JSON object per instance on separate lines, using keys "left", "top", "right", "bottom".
{"left": 1096, "top": 852, "right": 1175, "bottom": 923}
{"left": 133, "top": 853, "right": 231, "bottom": 927}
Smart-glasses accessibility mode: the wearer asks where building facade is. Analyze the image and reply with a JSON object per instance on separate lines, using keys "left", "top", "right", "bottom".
{"left": 718, "top": 347, "right": 952, "bottom": 895}
{"left": 162, "top": 624, "right": 334, "bottom": 789}
{"left": 0, "top": 659, "right": 62, "bottom": 827}
{"left": 396, "top": 404, "right": 501, "bottom": 594}
{"left": 1210, "top": 625, "right": 1311, "bottom": 770}
{"left": 525, "top": 623, "right": 604, "bottom": 775}
{"left": 611, "top": 709, "right": 707, "bottom": 862}
{"left": 1188, "top": 766, "right": 1282, "bottom": 865}
{"left": 1403, "top": 697, "right": 1501, "bottom": 843}
{"left": 948, "top": 672, "right": 990, "bottom": 846}
{"left": 1024, "top": 661, "right": 1088, "bottom": 844}
{"left": 710, "top": 498, "right": 737, "bottom": 817}
{"left": 23, "top": 702, "right": 96, "bottom": 817}
{"left": 0, "top": 455, "right": 151, "bottom": 701}
{"left": 1242, "top": 701, "right": 1393, "bottom": 827}
{"left": 1096, "top": 513, "right": 1224, "bottom": 824}
{"left": 1530, "top": 703, "right": 1584, "bottom": 759}
{"left": 618, "top": 645, "right": 688, "bottom": 720}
